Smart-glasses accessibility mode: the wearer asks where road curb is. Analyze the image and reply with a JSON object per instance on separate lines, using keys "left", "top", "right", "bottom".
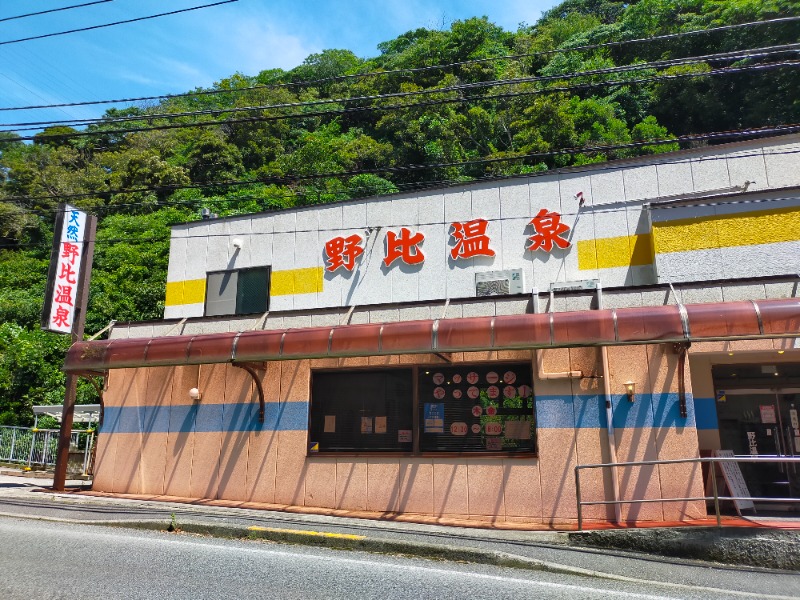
{"left": 100, "top": 518, "right": 594, "bottom": 577}
{"left": 570, "top": 528, "right": 800, "bottom": 571}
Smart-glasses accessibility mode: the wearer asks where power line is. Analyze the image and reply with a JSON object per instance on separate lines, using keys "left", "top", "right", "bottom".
{"left": 6, "top": 44, "right": 797, "bottom": 130}
{"left": 1, "top": 190, "right": 796, "bottom": 250}
{"left": 0, "top": 16, "right": 796, "bottom": 112}
{"left": 0, "top": 0, "right": 239, "bottom": 47}
{"left": 3, "top": 124, "right": 798, "bottom": 207}
{"left": 0, "top": 1, "right": 114, "bottom": 23}
{"left": 6, "top": 60, "right": 797, "bottom": 140}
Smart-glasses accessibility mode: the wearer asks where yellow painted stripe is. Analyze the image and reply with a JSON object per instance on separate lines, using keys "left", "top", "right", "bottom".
{"left": 577, "top": 233, "right": 653, "bottom": 270}
{"left": 164, "top": 279, "right": 206, "bottom": 306}
{"left": 165, "top": 267, "right": 323, "bottom": 305}
{"left": 653, "top": 206, "right": 800, "bottom": 254}
{"left": 248, "top": 526, "right": 364, "bottom": 540}
{"left": 270, "top": 266, "right": 324, "bottom": 296}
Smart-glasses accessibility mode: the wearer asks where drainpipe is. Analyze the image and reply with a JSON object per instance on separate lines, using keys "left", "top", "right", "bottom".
{"left": 533, "top": 290, "right": 582, "bottom": 380}
{"left": 597, "top": 283, "right": 622, "bottom": 524}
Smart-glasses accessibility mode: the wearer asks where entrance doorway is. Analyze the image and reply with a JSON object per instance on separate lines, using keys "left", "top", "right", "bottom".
{"left": 713, "top": 363, "right": 800, "bottom": 508}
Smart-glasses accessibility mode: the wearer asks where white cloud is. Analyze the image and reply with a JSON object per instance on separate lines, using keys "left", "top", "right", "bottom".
{"left": 225, "top": 20, "right": 318, "bottom": 74}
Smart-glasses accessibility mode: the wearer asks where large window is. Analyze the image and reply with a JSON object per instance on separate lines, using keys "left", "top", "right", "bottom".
{"left": 418, "top": 364, "right": 535, "bottom": 453}
{"left": 310, "top": 369, "right": 414, "bottom": 452}
{"left": 309, "top": 362, "right": 535, "bottom": 455}
{"left": 205, "top": 267, "right": 270, "bottom": 316}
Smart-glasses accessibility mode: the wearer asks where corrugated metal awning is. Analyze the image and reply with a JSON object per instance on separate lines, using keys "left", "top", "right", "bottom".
{"left": 64, "top": 298, "right": 800, "bottom": 372}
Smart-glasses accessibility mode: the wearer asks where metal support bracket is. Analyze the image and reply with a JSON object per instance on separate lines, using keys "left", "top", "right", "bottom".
{"left": 232, "top": 362, "right": 266, "bottom": 423}
{"left": 672, "top": 342, "right": 691, "bottom": 418}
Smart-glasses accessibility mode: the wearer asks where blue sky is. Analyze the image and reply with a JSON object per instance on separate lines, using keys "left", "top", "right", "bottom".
{"left": 0, "top": 0, "right": 558, "bottom": 131}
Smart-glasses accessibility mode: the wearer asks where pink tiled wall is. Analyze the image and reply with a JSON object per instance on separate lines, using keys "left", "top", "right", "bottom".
{"left": 93, "top": 346, "right": 703, "bottom": 525}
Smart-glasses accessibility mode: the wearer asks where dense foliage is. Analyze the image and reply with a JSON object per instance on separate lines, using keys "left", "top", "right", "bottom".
{"left": 0, "top": 0, "right": 797, "bottom": 423}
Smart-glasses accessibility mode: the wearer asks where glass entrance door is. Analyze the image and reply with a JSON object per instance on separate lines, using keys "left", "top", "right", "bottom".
{"left": 715, "top": 388, "right": 800, "bottom": 501}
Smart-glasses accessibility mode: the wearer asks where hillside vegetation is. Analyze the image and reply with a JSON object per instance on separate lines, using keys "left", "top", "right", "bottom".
{"left": 0, "top": 0, "right": 797, "bottom": 424}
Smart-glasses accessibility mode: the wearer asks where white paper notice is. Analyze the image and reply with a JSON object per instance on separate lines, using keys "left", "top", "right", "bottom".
{"left": 505, "top": 419, "right": 531, "bottom": 440}
{"left": 324, "top": 415, "right": 336, "bottom": 433}
{"left": 361, "top": 417, "right": 373, "bottom": 434}
{"left": 375, "top": 416, "right": 387, "bottom": 434}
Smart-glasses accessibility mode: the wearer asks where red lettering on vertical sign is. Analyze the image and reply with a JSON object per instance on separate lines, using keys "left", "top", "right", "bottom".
{"left": 61, "top": 242, "right": 80, "bottom": 265}
{"left": 52, "top": 306, "right": 71, "bottom": 328}
{"left": 53, "top": 285, "right": 74, "bottom": 306}
{"left": 58, "top": 262, "right": 78, "bottom": 284}
{"left": 527, "top": 208, "right": 571, "bottom": 252}
{"left": 324, "top": 234, "right": 364, "bottom": 272}
{"left": 384, "top": 227, "right": 425, "bottom": 267}
{"left": 449, "top": 219, "right": 495, "bottom": 260}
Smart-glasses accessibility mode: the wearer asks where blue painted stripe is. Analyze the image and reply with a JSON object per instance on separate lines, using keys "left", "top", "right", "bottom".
{"left": 535, "top": 393, "right": 697, "bottom": 429}
{"left": 102, "top": 401, "right": 308, "bottom": 434}
{"left": 102, "top": 394, "right": 702, "bottom": 435}
{"left": 693, "top": 397, "right": 718, "bottom": 430}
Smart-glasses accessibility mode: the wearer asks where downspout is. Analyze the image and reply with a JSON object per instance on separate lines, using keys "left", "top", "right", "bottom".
{"left": 533, "top": 291, "right": 582, "bottom": 380}
{"left": 597, "top": 284, "right": 622, "bottom": 524}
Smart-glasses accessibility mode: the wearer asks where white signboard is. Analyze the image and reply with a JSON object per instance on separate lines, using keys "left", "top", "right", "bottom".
{"left": 714, "top": 449, "right": 755, "bottom": 514}
{"left": 45, "top": 205, "right": 87, "bottom": 333}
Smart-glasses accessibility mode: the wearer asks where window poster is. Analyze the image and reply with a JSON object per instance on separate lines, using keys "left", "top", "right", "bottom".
{"left": 398, "top": 430, "right": 412, "bottom": 443}
{"left": 361, "top": 416, "right": 373, "bottom": 434}
{"left": 505, "top": 419, "right": 532, "bottom": 440}
{"left": 324, "top": 415, "right": 336, "bottom": 433}
{"left": 418, "top": 363, "right": 535, "bottom": 453}
{"left": 424, "top": 403, "right": 445, "bottom": 433}
{"left": 375, "top": 416, "right": 387, "bottom": 434}
{"left": 759, "top": 405, "right": 777, "bottom": 424}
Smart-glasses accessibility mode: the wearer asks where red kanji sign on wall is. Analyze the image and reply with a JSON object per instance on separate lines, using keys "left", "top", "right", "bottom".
{"left": 450, "top": 219, "right": 495, "bottom": 260}
{"left": 324, "top": 234, "right": 364, "bottom": 272}
{"left": 384, "top": 227, "right": 425, "bottom": 267}
{"left": 527, "top": 208, "right": 571, "bottom": 252}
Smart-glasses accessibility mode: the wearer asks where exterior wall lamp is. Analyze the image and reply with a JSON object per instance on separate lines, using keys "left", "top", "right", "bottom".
{"left": 624, "top": 381, "right": 636, "bottom": 402}
{"left": 189, "top": 387, "right": 202, "bottom": 402}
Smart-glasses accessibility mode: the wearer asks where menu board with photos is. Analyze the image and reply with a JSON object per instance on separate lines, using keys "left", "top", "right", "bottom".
{"left": 418, "top": 363, "right": 535, "bottom": 453}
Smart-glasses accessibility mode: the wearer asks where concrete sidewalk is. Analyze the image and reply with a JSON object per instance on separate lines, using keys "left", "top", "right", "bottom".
{"left": 1, "top": 469, "right": 799, "bottom": 572}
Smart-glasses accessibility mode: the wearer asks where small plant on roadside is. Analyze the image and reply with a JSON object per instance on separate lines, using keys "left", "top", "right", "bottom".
{"left": 167, "top": 513, "right": 179, "bottom": 533}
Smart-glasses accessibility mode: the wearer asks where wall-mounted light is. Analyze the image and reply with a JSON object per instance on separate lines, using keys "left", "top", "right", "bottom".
{"left": 624, "top": 381, "right": 636, "bottom": 402}
{"left": 189, "top": 387, "right": 202, "bottom": 402}
{"left": 232, "top": 238, "right": 243, "bottom": 249}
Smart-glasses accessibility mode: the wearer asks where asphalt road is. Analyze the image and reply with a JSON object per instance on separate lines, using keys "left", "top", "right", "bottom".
{"left": 0, "top": 516, "right": 795, "bottom": 600}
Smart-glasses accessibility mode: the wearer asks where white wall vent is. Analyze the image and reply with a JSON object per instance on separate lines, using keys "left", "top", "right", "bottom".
{"left": 475, "top": 269, "right": 524, "bottom": 297}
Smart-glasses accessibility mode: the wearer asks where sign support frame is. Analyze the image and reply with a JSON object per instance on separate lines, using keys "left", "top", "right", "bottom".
{"left": 52, "top": 212, "right": 96, "bottom": 491}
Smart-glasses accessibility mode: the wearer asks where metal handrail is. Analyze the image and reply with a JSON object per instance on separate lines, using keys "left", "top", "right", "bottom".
{"left": 0, "top": 425, "right": 95, "bottom": 476}
{"left": 575, "top": 455, "right": 800, "bottom": 530}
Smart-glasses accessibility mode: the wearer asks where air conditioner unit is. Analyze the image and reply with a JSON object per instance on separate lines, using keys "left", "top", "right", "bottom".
{"left": 475, "top": 269, "right": 524, "bottom": 297}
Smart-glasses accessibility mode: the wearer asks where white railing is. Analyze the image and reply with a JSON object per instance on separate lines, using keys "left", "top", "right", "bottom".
{"left": 0, "top": 426, "right": 95, "bottom": 477}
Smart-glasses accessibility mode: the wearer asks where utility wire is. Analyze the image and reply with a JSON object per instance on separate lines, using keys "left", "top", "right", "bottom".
{"left": 6, "top": 60, "right": 797, "bottom": 139}
{"left": 1, "top": 189, "right": 797, "bottom": 250}
{"left": 0, "top": 1, "right": 114, "bottom": 23}
{"left": 0, "top": 0, "right": 238, "bottom": 47}
{"left": 5, "top": 44, "right": 797, "bottom": 130}
{"left": 3, "top": 124, "right": 797, "bottom": 207}
{"left": 0, "top": 16, "right": 796, "bottom": 111}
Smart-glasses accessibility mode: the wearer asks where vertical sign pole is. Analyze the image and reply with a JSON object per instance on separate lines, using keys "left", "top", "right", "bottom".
{"left": 52, "top": 215, "right": 96, "bottom": 491}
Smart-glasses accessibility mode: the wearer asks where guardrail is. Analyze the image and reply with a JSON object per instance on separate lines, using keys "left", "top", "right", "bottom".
{"left": 0, "top": 426, "right": 95, "bottom": 476}
{"left": 575, "top": 455, "right": 800, "bottom": 530}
